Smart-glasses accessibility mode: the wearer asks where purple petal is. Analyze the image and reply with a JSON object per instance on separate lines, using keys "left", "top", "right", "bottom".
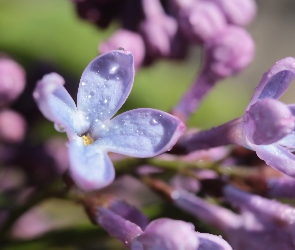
{"left": 109, "top": 200, "right": 149, "bottom": 230}
{"left": 197, "top": 233, "right": 233, "bottom": 250}
{"left": 77, "top": 50, "right": 134, "bottom": 124}
{"left": 267, "top": 177, "right": 295, "bottom": 199}
{"left": 68, "top": 137, "right": 115, "bottom": 191}
{"left": 173, "top": 190, "right": 241, "bottom": 231}
{"left": 91, "top": 108, "right": 186, "bottom": 157}
{"left": 277, "top": 132, "right": 295, "bottom": 150}
{"left": 252, "top": 144, "right": 295, "bottom": 178}
{"left": 33, "top": 73, "right": 84, "bottom": 138}
{"left": 96, "top": 207, "right": 143, "bottom": 248}
{"left": 248, "top": 57, "right": 295, "bottom": 108}
{"left": 243, "top": 98, "right": 295, "bottom": 145}
{"left": 224, "top": 185, "right": 295, "bottom": 225}
{"left": 131, "top": 218, "right": 199, "bottom": 250}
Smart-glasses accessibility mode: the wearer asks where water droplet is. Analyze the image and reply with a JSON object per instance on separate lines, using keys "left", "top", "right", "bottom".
{"left": 81, "top": 82, "right": 86, "bottom": 86}
{"left": 150, "top": 118, "right": 159, "bottom": 126}
{"left": 103, "top": 98, "right": 108, "bottom": 104}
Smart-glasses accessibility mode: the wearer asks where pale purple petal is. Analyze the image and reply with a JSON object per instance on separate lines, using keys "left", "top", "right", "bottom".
{"left": 248, "top": 57, "right": 295, "bottom": 108}
{"left": 33, "top": 73, "right": 84, "bottom": 137}
{"left": 277, "top": 132, "right": 295, "bottom": 150}
{"left": 96, "top": 207, "right": 143, "bottom": 248}
{"left": 131, "top": 218, "right": 199, "bottom": 250}
{"left": 68, "top": 138, "right": 115, "bottom": 191}
{"left": 267, "top": 177, "right": 295, "bottom": 199}
{"left": 243, "top": 98, "right": 295, "bottom": 145}
{"left": 224, "top": 185, "right": 295, "bottom": 225}
{"left": 252, "top": 144, "right": 295, "bottom": 178}
{"left": 91, "top": 108, "right": 186, "bottom": 157}
{"left": 77, "top": 50, "right": 134, "bottom": 124}
{"left": 197, "top": 233, "right": 232, "bottom": 250}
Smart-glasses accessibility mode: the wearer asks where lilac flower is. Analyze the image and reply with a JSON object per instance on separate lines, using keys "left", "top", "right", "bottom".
{"left": 91, "top": 198, "right": 233, "bottom": 250}
{"left": 172, "top": 186, "right": 295, "bottom": 250}
{"left": 174, "top": 58, "right": 295, "bottom": 178}
{"left": 33, "top": 49, "right": 185, "bottom": 191}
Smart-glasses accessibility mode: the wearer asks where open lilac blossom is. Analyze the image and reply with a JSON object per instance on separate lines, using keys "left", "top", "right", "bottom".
{"left": 172, "top": 186, "right": 295, "bottom": 250}
{"left": 208, "top": 0, "right": 257, "bottom": 26}
{"left": 174, "top": 57, "right": 295, "bottom": 178}
{"left": 172, "top": 26, "right": 254, "bottom": 121}
{"left": 33, "top": 49, "right": 185, "bottom": 191}
{"left": 0, "top": 57, "right": 26, "bottom": 107}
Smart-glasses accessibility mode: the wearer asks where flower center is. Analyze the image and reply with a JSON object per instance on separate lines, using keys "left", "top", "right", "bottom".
{"left": 82, "top": 133, "right": 94, "bottom": 146}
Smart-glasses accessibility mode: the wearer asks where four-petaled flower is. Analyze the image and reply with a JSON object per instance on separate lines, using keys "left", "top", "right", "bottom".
{"left": 240, "top": 57, "right": 295, "bottom": 177}
{"left": 33, "top": 49, "right": 185, "bottom": 191}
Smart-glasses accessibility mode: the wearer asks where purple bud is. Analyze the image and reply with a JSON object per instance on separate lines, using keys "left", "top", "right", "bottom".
{"left": 243, "top": 98, "right": 295, "bottom": 145}
{"left": 0, "top": 109, "right": 26, "bottom": 143}
{"left": 0, "top": 57, "right": 26, "bottom": 107}
{"left": 131, "top": 218, "right": 199, "bottom": 250}
{"left": 99, "top": 30, "right": 146, "bottom": 69}
{"left": 178, "top": 1, "right": 227, "bottom": 44}
{"left": 209, "top": 0, "right": 257, "bottom": 26}
{"left": 267, "top": 177, "right": 295, "bottom": 199}
{"left": 204, "top": 26, "right": 255, "bottom": 78}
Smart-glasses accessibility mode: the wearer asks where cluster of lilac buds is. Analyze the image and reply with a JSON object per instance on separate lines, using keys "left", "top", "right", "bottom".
{"left": 73, "top": 0, "right": 256, "bottom": 121}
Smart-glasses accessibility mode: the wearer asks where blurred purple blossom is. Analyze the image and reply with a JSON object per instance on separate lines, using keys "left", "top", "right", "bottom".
{"left": 173, "top": 186, "right": 295, "bottom": 250}
{"left": 0, "top": 109, "right": 27, "bottom": 144}
{"left": 92, "top": 200, "right": 233, "bottom": 250}
{"left": 33, "top": 49, "right": 185, "bottom": 191}
{"left": 0, "top": 57, "right": 26, "bottom": 108}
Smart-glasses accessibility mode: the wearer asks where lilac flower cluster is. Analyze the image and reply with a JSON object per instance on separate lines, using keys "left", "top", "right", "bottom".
{"left": 2, "top": 1, "right": 295, "bottom": 250}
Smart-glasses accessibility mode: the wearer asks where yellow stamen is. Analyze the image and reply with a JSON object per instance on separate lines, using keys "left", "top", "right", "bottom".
{"left": 82, "top": 133, "right": 94, "bottom": 146}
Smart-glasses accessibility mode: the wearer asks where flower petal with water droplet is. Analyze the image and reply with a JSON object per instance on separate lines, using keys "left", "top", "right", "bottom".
{"left": 92, "top": 108, "right": 186, "bottom": 157}
{"left": 77, "top": 50, "right": 134, "bottom": 124}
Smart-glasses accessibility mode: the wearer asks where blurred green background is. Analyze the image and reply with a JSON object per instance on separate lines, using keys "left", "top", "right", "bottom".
{"left": 1, "top": 0, "right": 295, "bottom": 249}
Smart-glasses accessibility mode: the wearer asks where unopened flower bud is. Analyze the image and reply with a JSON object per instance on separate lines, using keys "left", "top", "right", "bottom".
{"left": 209, "top": 0, "right": 257, "bottom": 26}
{"left": 178, "top": 1, "right": 227, "bottom": 44}
{"left": 0, "top": 57, "right": 25, "bottom": 107}
{"left": 204, "top": 26, "right": 255, "bottom": 78}
{"left": 0, "top": 109, "right": 26, "bottom": 143}
{"left": 244, "top": 98, "right": 295, "bottom": 145}
{"left": 99, "top": 30, "right": 145, "bottom": 68}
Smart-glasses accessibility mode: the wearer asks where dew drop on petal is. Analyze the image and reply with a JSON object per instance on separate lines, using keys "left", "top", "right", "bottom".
{"left": 81, "top": 82, "right": 86, "bottom": 86}
{"left": 150, "top": 118, "right": 159, "bottom": 126}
